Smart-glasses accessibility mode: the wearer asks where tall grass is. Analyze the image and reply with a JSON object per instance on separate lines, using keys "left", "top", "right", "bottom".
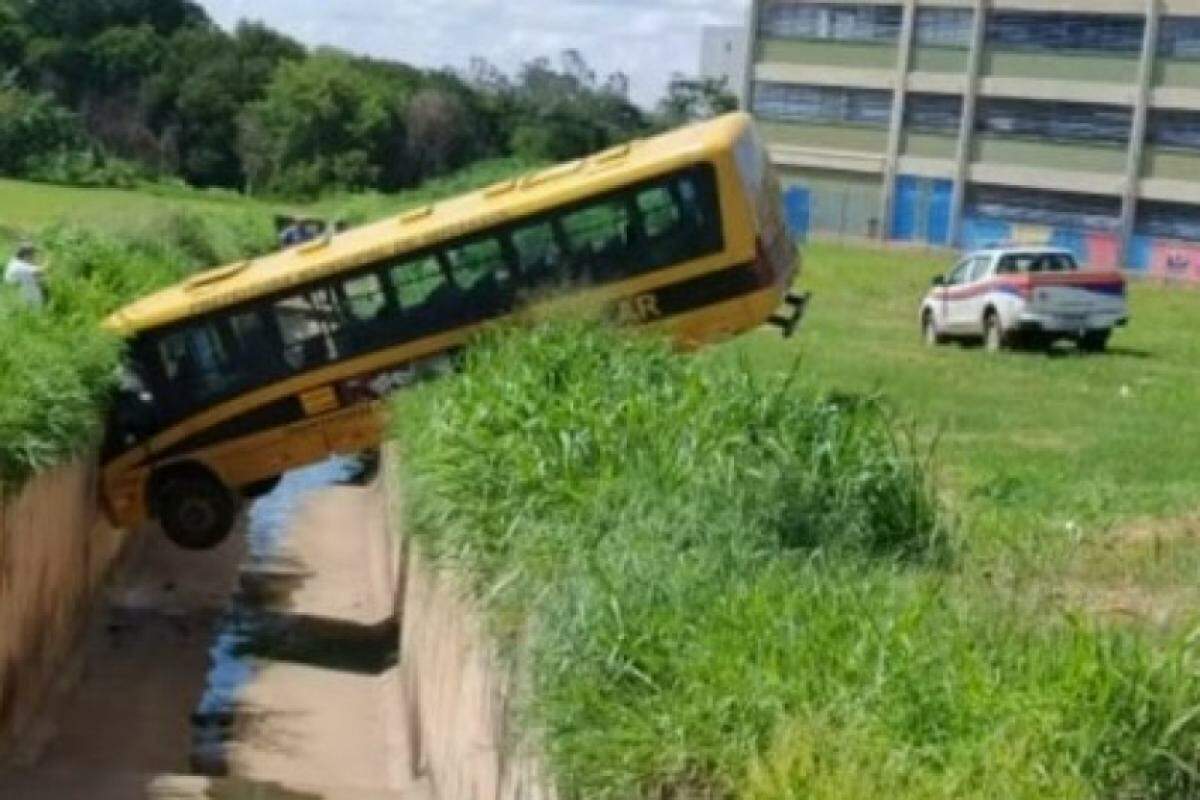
{"left": 392, "top": 323, "right": 1200, "bottom": 799}
{"left": 0, "top": 210, "right": 275, "bottom": 492}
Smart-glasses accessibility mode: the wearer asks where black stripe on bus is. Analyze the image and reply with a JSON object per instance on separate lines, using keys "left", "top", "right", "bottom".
{"left": 143, "top": 261, "right": 769, "bottom": 467}
{"left": 641, "top": 260, "right": 765, "bottom": 322}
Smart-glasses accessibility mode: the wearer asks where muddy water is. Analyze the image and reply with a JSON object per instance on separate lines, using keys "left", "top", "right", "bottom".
{"left": 190, "top": 457, "right": 362, "bottom": 776}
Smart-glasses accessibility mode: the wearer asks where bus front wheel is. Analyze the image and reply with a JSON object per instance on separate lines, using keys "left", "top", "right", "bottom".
{"left": 154, "top": 469, "right": 237, "bottom": 551}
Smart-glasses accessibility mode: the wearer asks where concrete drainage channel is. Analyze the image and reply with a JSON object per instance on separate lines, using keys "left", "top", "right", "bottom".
{"left": 190, "top": 457, "right": 364, "bottom": 777}
{"left": 0, "top": 455, "right": 425, "bottom": 800}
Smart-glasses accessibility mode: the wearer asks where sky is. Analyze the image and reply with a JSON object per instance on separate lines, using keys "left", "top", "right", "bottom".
{"left": 196, "top": 0, "right": 749, "bottom": 107}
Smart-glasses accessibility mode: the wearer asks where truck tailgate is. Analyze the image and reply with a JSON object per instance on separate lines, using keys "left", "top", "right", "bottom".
{"left": 1026, "top": 271, "right": 1127, "bottom": 323}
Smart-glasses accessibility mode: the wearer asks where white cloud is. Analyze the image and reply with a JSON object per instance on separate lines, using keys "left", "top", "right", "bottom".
{"left": 196, "top": 0, "right": 749, "bottom": 106}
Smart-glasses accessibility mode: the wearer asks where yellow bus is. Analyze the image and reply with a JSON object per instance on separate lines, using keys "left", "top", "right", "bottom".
{"left": 101, "top": 112, "right": 806, "bottom": 550}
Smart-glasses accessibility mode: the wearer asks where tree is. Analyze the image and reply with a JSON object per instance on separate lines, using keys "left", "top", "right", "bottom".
{"left": 505, "top": 50, "right": 648, "bottom": 162}
{"left": 0, "top": 0, "right": 27, "bottom": 69}
{"left": 238, "top": 51, "right": 402, "bottom": 196}
{"left": 0, "top": 78, "right": 87, "bottom": 175}
{"left": 405, "top": 88, "right": 472, "bottom": 178}
{"left": 656, "top": 75, "right": 739, "bottom": 129}
{"left": 86, "top": 24, "right": 163, "bottom": 89}
{"left": 146, "top": 21, "right": 303, "bottom": 187}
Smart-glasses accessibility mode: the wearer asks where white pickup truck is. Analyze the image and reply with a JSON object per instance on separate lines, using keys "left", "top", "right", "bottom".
{"left": 920, "top": 247, "right": 1129, "bottom": 352}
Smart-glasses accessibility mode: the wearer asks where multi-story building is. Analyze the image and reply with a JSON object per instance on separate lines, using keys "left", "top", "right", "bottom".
{"left": 701, "top": 25, "right": 749, "bottom": 103}
{"left": 743, "top": 0, "right": 1200, "bottom": 282}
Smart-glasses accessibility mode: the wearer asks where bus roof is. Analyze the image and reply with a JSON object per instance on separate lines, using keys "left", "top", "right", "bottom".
{"left": 105, "top": 113, "right": 754, "bottom": 337}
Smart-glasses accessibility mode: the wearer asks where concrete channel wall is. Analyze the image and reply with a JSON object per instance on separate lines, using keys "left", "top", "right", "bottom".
{"left": 0, "top": 460, "right": 131, "bottom": 764}
{"left": 386, "top": 451, "right": 555, "bottom": 800}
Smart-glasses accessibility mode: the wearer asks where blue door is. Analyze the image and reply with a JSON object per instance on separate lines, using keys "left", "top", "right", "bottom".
{"left": 783, "top": 187, "right": 811, "bottom": 241}
{"left": 927, "top": 179, "right": 953, "bottom": 246}
{"left": 891, "top": 176, "right": 920, "bottom": 241}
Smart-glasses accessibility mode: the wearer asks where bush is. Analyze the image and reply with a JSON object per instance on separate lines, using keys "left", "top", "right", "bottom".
{"left": 22, "top": 149, "right": 151, "bottom": 189}
{"left": 392, "top": 323, "right": 1200, "bottom": 800}
{"left": 0, "top": 210, "right": 274, "bottom": 492}
{"left": 0, "top": 81, "right": 88, "bottom": 176}
{"left": 0, "top": 296, "right": 122, "bottom": 488}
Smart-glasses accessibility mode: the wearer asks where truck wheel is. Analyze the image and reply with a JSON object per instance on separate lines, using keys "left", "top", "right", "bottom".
{"left": 1079, "top": 330, "right": 1111, "bottom": 353}
{"left": 983, "top": 312, "right": 1007, "bottom": 353}
{"left": 156, "top": 471, "right": 237, "bottom": 551}
{"left": 922, "top": 311, "right": 944, "bottom": 347}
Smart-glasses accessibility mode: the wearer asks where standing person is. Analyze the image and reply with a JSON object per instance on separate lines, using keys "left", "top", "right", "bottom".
{"left": 279, "top": 219, "right": 302, "bottom": 249}
{"left": 4, "top": 243, "right": 46, "bottom": 308}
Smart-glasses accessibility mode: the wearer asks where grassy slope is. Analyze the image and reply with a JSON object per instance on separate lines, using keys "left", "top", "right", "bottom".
{"left": 0, "top": 157, "right": 534, "bottom": 242}
{"left": 393, "top": 239, "right": 1200, "bottom": 798}
{"left": 0, "top": 178, "right": 266, "bottom": 236}
{"left": 394, "top": 320, "right": 1200, "bottom": 800}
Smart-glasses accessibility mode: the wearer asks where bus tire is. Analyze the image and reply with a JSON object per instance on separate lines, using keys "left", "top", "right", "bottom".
{"left": 154, "top": 469, "right": 237, "bottom": 551}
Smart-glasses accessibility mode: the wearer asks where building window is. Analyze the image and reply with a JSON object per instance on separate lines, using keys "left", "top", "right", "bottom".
{"left": 915, "top": 8, "right": 974, "bottom": 49}
{"left": 1159, "top": 17, "right": 1200, "bottom": 59}
{"left": 905, "top": 94, "right": 963, "bottom": 133}
{"left": 1147, "top": 110, "right": 1200, "bottom": 151}
{"left": 967, "top": 185, "right": 1121, "bottom": 231}
{"left": 759, "top": 3, "right": 902, "bottom": 43}
{"left": 975, "top": 99, "right": 1131, "bottom": 145}
{"left": 753, "top": 83, "right": 893, "bottom": 127}
{"left": 986, "top": 12, "right": 1144, "bottom": 53}
{"left": 1137, "top": 200, "right": 1200, "bottom": 242}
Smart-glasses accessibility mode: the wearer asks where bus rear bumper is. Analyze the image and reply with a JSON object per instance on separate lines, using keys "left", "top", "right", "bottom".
{"left": 769, "top": 292, "right": 810, "bottom": 338}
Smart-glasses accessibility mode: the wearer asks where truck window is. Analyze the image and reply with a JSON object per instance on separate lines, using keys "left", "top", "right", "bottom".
{"left": 969, "top": 256, "right": 992, "bottom": 282}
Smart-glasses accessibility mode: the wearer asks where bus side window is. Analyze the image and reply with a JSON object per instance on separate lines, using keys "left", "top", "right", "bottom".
{"left": 445, "top": 238, "right": 512, "bottom": 288}
{"left": 274, "top": 288, "right": 344, "bottom": 372}
{"left": 666, "top": 171, "right": 722, "bottom": 255}
{"left": 444, "top": 237, "right": 515, "bottom": 316}
{"left": 389, "top": 254, "right": 448, "bottom": 310}
{"left": 156, "top": 316, "right": 264, "bottom": 413}
{"left": 334, "top": 272, "right": 392, "bottom": 355}
{"left": 638, "top": 186, "right": 683, "bottom": 239}
{"left": 387, "top": 253, "right": 457, "bottom": 338}
{"left": 509, "top": 221, "right": 568, "bottom": 293}
{"left": 560, "top": 200, "right": 633, "bottom": 284}
{"left": 341, "top": 273, "right": 389, "bottom": 323}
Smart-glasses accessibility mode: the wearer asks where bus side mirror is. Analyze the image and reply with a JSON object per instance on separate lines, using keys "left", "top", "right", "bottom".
{"left": 931, "top": 275, "right": 946, "bottom": 287}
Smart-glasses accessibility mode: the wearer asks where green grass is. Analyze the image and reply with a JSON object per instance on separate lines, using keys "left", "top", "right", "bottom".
{"left": 0, "top": 177, "right": 266, "bottom": 238}
{"left": 390, "top": 247, "right": 1200, "bottom": 799}
{"left": 729, "top": 242, "right": 1200, "bottom": 592}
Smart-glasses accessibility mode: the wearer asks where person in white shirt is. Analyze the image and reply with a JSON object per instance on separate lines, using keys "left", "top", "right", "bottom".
{"left": 4, "top": 243, "right": 46, "bottom": 308}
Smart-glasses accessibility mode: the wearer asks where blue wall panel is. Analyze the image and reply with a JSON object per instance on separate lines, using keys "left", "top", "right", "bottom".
{"left": 891, "top": 176, "right": 920, "bottom": 241}
{"left": 891, "top": 176, "right": 953, "bottom": 245}
{"left": 959, "top": 217, "right": 1012, "bottom": 251}
{"left": 927, "top": 180, "right": 953, "bottom": 246}
{"left": 783, "top": 186, "right": 811, "bottom": 241}
{"left": 1049, "top": 228, "right": 1087, "bottom": 262}
{"left": 1127, "top": 235, "right": 1153, "bottom": 272}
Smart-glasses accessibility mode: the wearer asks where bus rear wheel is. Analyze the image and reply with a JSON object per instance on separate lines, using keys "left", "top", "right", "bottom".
{"left": 155, "top": 471, "right": 237, "bottom": 551}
